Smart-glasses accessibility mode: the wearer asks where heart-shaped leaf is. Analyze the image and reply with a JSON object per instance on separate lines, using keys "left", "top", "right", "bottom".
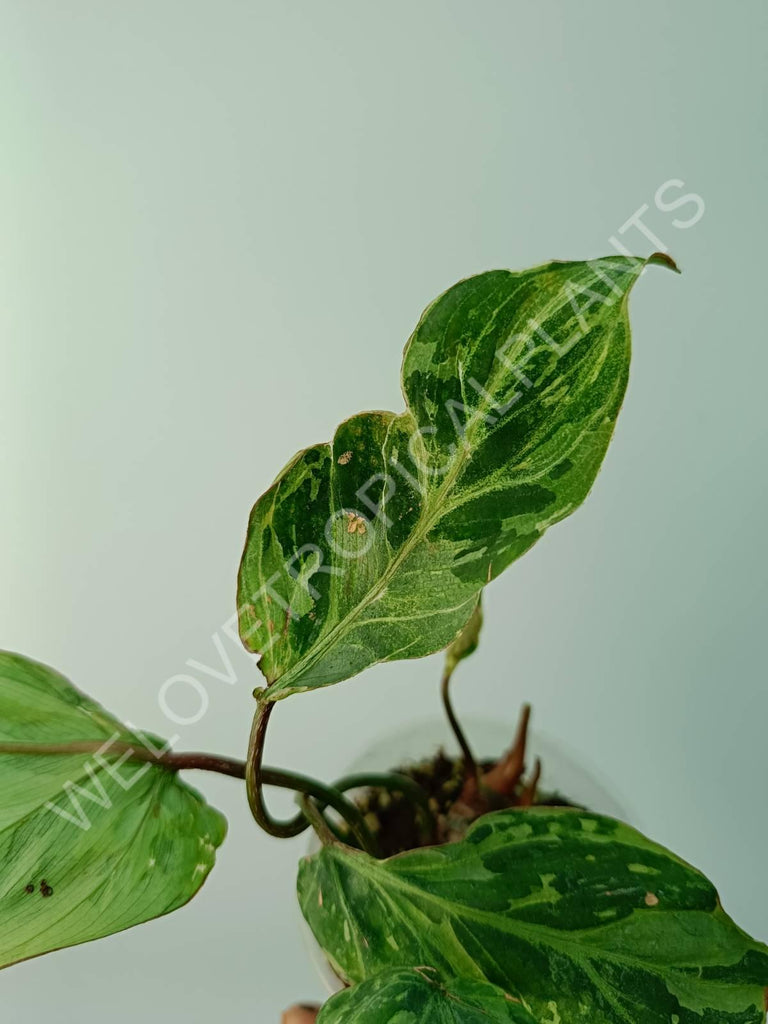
{"left": 239, "top": 254, "right": 676, "bottom": 700}
{"left": 298, "top": 808, "right": 768, "bottom": 1024}
{"left": 317, "top": 967, "right": 538, "bottom": 1023}
{"left": 0, "top": 651, "right": 226, "bottom": 968}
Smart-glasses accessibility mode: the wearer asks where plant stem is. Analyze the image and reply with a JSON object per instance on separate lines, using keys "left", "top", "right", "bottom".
{"left": 298, "top": 795, "right": 338, "bottom": 847}
{"left": 440, "top": 669, "right": 478, "bottom": 778}
{"left": 0, "top": 740, "right": 247, "bottom": 778}
{"left": 332, "top": 772, "right": 437, "bottom": 842}
{"left": 0, "top": 737, "right": 377, "bottom": 853}
{"left": 245, "top": 702, "right": 379, "bottom": 855}
{"left": 262, "top": 764, "right": 379, "bottom": 854}
{"left": 1, "top": 734, "right": 436, "bottom": 853}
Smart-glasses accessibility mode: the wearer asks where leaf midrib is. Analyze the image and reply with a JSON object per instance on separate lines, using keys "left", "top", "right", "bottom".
{"left": 269, "top": 413, "right": 474, "bottom": 695}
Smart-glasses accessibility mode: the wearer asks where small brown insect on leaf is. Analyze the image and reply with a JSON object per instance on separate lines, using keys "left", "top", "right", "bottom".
{"left": 337, "top": 450, "right": 353, "bottom": 465}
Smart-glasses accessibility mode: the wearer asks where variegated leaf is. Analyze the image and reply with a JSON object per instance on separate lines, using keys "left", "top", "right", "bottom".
{"left": 298, "top": 808, "right": 768, "bottom": 1024}
{"left": 0, "top": 651, "right": 226, "bottom": 967}
{"left": 239, "top": 255, "right": 676, "bottom": 700}
{"left": 317, "top": 967, "right": 538, "bottom": 1023}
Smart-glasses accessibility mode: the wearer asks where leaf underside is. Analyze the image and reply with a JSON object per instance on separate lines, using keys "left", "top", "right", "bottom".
{"left": 317, "top": 967, "right": 538, "bottom": 1023}
{"left": 0, "top": 651, "right": 226, "bottom": 968}
{"left": 238, "top": 254, "right": 675, "bottom": 700}
{"left": 298, "top": 808, "right": 768, "bottom": 1024}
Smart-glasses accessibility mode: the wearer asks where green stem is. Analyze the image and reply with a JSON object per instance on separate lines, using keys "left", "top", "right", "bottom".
{"left": 332, "top": 772, "right": 437, "bottom": 843}
{"left": 245, "top": 702, "right": 379, "bottom": 855}
{"left": 299, "top": 795, "right": 338, "bottom": 847}
{"left": 440, "top": 669, "right": 478, "bottom": 778}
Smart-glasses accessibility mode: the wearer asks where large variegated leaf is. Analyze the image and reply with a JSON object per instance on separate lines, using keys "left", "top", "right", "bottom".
{"left": 0, "top": 651, "right": 226, "bottom": 967}
{"left": 298, "top": 808, "right": 768, "bottom": 1024}
{"left": 239, "top": 254, "right": 676, "bottom": 700}
{"left": 317, "top": 967, "right": 538, "bottom": 1023}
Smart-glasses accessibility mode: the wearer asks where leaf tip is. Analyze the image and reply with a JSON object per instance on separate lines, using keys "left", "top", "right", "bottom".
{"left": 647, "top": 251, "right": 681, "bottom": 274}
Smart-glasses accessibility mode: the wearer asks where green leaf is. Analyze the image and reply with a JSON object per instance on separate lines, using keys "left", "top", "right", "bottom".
{"left": 317, "top": 967, "right": 538, "bottom": 1023}
{"left": 239, "top": 254, "right": 676, "bottom": 700}
{"left": 0, "top": 651, "right": 226, "bottom": 968}
{"left": 298, "top": 808, "right": 768, "bottom": 1024}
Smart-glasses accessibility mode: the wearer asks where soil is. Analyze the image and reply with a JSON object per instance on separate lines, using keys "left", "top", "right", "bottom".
{"left": 343, "top": 749, "right": 486, "bottom": 858}
{"left": 342, "top": 749, "right": 576, "bottom": 859}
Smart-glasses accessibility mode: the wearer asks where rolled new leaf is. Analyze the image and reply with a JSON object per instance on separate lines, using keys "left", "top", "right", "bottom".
{"left": 298, "top": 807, "right": 768, "bottom": 1024}
{"left": 0, "top": 651, "right": 226, "bottom": 968}
{"left": 239, "top": 254, "right": 677, "bottom": 700}
{"left": 317, "top": 967, "right": 538, "bottom": 1023}
{"left": 443, "top": 596, "right": 483, "bottom": 679}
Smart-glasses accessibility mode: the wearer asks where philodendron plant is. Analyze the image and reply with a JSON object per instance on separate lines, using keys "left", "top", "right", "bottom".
{"left": 2, "top": 255, "right": 766, "bottom": 1024}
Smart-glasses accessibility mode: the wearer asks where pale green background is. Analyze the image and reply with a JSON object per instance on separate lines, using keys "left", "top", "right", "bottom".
{"left": 1, "top": 1, "right": 766, "bottom": 1020}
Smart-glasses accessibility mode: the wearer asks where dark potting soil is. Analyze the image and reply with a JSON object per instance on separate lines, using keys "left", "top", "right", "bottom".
{"left": 338, "top": 749, "right": 575, "bottom": 859}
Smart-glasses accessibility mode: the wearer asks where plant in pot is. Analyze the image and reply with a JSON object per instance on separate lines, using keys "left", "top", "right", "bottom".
{"left": 2, "top": 255, "right": 766, "bottom": 1024}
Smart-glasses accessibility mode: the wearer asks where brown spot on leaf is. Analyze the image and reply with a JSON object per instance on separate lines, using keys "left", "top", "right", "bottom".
{"left": 345, "top": 512, "right": 367, "bottom": 535}
{"left": 644, "top": 892, "right": 659, "bottom": 907}
{"left": 24, "top": 883, "right": 34, "bottom": 894}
